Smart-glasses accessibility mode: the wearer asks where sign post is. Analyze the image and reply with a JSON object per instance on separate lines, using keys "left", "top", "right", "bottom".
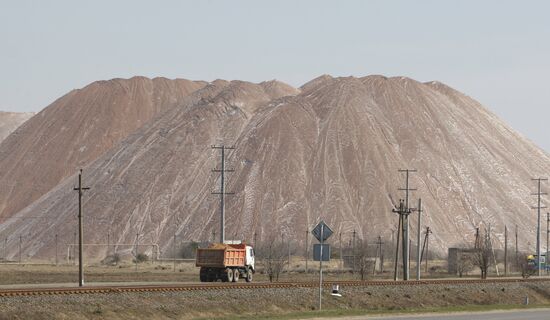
{"left": 312, "top": 220, "right": 333, "bottom": 311}
{"left": 319, "top": 225, "right": 323, "bottom": 311}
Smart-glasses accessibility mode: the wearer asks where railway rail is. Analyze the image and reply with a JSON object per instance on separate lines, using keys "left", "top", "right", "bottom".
{"left": 1, "top": 278, "right": 548, "bottom": 297}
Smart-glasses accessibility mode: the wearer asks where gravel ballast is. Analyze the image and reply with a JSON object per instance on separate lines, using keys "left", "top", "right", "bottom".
{"left": 1, "top": 281, "right": 549, "bottom": 319}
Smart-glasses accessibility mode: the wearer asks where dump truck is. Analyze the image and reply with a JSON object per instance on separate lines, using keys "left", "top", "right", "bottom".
{"left": 196, "top": 242, "right": 255, "bottom": 282}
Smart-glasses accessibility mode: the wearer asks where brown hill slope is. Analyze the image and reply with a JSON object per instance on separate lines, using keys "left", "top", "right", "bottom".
{"left": 227, "top": 75, "right": 549, "bottom": 251}
{"left": 0, "top": 79, "right": 299, "bottom": 260}
{"left": 1, "top": 75, "right": 548, "bottom": 261}
{"left": 0, "top": 77, "right": 206, "bottom": 221}
{"left": 0, "top": 112, "right": 34, "bottom": 142}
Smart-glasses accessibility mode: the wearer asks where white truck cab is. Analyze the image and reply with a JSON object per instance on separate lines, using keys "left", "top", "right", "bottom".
{"left": 245, "top": 245, "right": 255, "bottom": 272}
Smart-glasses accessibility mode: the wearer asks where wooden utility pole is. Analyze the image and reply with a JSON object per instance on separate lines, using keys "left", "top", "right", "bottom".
{"left": 150, "top": 234, "right": 155, "bottom": 264}
{"left": 415, "top": 198, "right": 423, "bottom": 280}
{"left": 339, "top": 232, "right": 343, "bottom": 272}
{"left": 373, "top": 236, "right": 384, "bottom": 275}
{"left": 515, "top": 225, "right": 519, "bottom": 272}
{"left": 547, "top": 212, "right": 549, "bottom": 274}
{"left": 72, "top": 232, "right": 77, "bottom": 265}
{"left": 55, "top": 234, "right": 58, "bottom": 266}
{"left": 393, "top": 215, "right": 402, "bottom": 281}
{"left": 425, "top": 227, "right": 431, "bottom": 273}
{"left": 398, "top": 169, "right": 417, "bottom": 281}
{"left": 305, "top": 230, "right": 309, "bottom": 274}
{"left": 504, "top": 225, "right": 508, "bottom": 276}
{"left": 409, "top": 239, "right": 412, "bottom": 277}
{"left": 73, "top": 169, "right": 90, "bottom": 287}
{"left": 3, "top": 237, "right": 6, "bottom": 261}
{"left": 532, "top": 178, "right": 548, "bottom": 277}
{"left": 393, "top": 199, "right": 412, "bottom": 280}
{"left": 380, "top": 236, "right": 384, "bottom": 273}
{"left": 211, "top": 145, "right": 235, "bottom": 244}
{"left": 474, "top": 227, "right": 480, "bottom": 249}
{"left": 287, "top": 239, "right": 291, "bottom": 271}
{"left": 173, "top": 230, "right": 177, "bottom": 272}
{"left": 135, "top": 232, "right": 139, "bottom": 271}
{"left": 488, "top": 225, "right": 499, "bottom": 276}
{"left": 420, "top": 227, "right": 431, "bottom": 273}
{"left": 18, "top": 235, "right": 22, "bottom": 264}
{"left": 352, "top": 230, "right": 356, "bottom": 271}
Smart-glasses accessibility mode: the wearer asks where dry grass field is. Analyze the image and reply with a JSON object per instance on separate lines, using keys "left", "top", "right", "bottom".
{"left": 0, "top": 258, "right": 543, "bottom": 319}
{"left": 0, "top": 257, "right": 463, "bottom": 286}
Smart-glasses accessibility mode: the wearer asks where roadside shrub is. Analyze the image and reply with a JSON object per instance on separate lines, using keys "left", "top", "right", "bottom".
{"left": 180, "top": 241, "right": 199, "bottom": 259}
{"left": 134, "top": 253, "right": 149, "bottom": 263}
{"left": 101, "top": 253, "right": 121, "bottom": 266}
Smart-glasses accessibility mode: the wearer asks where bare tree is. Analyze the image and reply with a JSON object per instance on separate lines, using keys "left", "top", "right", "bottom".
{"left": 456, "top": 252, "right": 474, "bottom": 277}
{"left": 101, "top": 253, "right": 120, "bottom": 266}
{"left": 180, "top": 241, "right": 199, "bottom": 258}
{"left": 472, "top": 230, "right": 493, "bottom": 279}
{"left": 355, "top": 240, "right": 374, "bottom": 280}
{"left": 256, "top": 239, "right": 288, "bottom": 282}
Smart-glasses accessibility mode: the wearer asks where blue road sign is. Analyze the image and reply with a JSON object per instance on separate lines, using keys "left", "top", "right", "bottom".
{"left": 313, "top": 244, "right": 331, "bottom": 261}
{"left": 312, "top": 220, "right": 333, "bottom": 242}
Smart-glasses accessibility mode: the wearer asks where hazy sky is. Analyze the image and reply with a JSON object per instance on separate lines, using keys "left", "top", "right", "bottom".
{"left": 1, "top": 1, "right": 549, "bottom": 152}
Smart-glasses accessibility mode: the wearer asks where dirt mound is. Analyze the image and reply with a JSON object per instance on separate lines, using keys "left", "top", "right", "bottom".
{"left": 0, "top": 111, "right": 34, "bottom": 142}
{"left": 0, "top": 77, "right": 206, "bottom": 221}
{"left": 0, "top": 75, "right": 548, "bottom": 261}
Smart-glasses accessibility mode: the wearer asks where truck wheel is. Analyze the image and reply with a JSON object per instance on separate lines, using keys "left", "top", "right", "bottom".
{"left": 233, "top": 269, "right": 239, "bottom": 282}
{"left": 199, "top": 268, "right": 207, "bottom": 282}
{"left": 226, "top": 268, "right": 234, "bottom": 282}
{"left": 206, "top": 270, "right": 215, "bottom": 282}
{"left": 245, "top": 268, "right": 253, "bottom": 282}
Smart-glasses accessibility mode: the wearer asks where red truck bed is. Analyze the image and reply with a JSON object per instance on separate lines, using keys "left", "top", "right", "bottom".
{"left": 196, "top": 243, "right": 246, "bottom": 268}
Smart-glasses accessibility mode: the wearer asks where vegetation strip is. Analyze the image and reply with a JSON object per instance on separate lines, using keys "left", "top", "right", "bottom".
{"left": 1, "top": 278, "right": 549, "bottom": 297}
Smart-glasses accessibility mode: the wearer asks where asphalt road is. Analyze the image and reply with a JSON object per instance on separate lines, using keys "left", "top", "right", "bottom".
{"left": 354, "top": 308, "right": 550, "bottom": 320}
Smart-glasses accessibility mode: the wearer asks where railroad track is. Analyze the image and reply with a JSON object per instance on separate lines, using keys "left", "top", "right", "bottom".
{"left": 0, "top": 278, "right": 548, "bottom": 297}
